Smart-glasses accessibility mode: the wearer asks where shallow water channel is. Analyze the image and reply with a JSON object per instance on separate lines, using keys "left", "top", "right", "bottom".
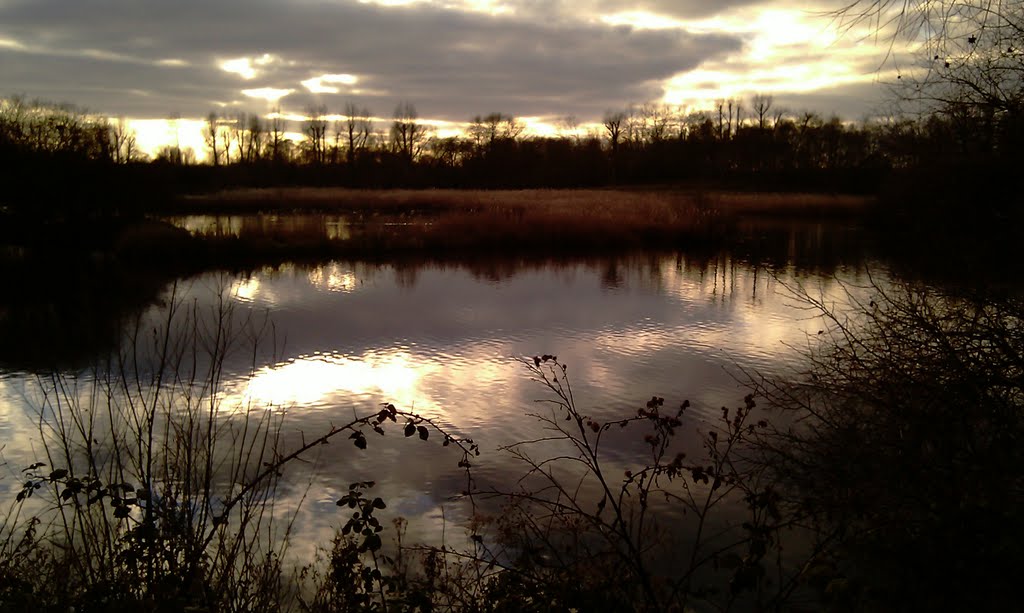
{"left": 0, "top": 230, "right": 881, "bottom": 583}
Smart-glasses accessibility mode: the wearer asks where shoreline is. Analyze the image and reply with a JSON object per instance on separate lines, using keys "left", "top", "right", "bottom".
{"left": 2, "top": 188, "right": 872, "bottom": 275}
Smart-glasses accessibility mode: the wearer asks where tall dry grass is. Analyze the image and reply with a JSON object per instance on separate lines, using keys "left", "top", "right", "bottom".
{"left": 171, "top": 189, "right": 712, "bottom": 259}
{"left": 166, "top": 188, "right": 871, "bottom": 260}
{"left": 180, "top": 187, "right": 869, "bottom": 217}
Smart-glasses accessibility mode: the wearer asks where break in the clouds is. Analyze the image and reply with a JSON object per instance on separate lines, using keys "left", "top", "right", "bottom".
{"left": 0, "top": 0, "right": 893, "bottom": 132}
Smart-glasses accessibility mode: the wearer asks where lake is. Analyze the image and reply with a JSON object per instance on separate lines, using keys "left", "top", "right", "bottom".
{"left": 0, "top": 220, "right": 880, "bottom": 583}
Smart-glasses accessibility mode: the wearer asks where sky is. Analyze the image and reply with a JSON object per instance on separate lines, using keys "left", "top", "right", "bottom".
{"left": 0, "top": 0, "right": 905, "bottom": 156}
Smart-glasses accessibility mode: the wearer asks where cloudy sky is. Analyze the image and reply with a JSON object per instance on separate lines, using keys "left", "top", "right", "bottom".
{"left": 0, "top": 0, "right": 903, "bottom": 153}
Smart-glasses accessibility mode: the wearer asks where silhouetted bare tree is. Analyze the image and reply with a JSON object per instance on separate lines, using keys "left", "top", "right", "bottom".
{"left": 110, "top": 117, "right": 139, "bottom": 163}
{"left": 558, "top": 115, "right": 581, "bottom": 142}
{"left": 391, "top": 102, "right": 428, "bottom": 162}
{"left": 603, "top": 111, "right": 625, "bottom": 155}
{"left": 343, "top": 102, "right": 373, "bottom": 164}
{"left": 751, "top": 94, "right": 774, "bottom": 130}
{"left": 835, "top": 0, "right": 1022, "bottom": 156}
{"left": 468, "top": 112, "right": 524, "bottom": 153}
{"left": 204, "top": 112, "right": 220, "bottom": 166}
{"left": 268, "top": 107, "right": 286, "bottom": 163}
{"left": 246, "top": 113, "right": 266, "bottom": 162}
{"left": 304, "top": 105, "right": 329, "bottom": 164}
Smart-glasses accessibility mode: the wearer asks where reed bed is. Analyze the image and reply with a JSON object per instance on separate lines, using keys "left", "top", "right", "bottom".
{"left": 178, "top": 187, "right": 870, "bottom": 218}
{"left": 162, "top": 188, "right": 869, "bottom": 264}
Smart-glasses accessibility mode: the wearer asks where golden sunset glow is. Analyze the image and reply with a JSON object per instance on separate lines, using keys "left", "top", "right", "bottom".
{"left": 127, "top": 117, "right": 207, "bottom": 159}
{"left": 518, "top": 117, "right": 560, "bottom": 137}
{"left": 231, "top": 276, "right": 264, "bottom": 303}
{"left": 307, "top": 263, "right": 359, "bottom": 291}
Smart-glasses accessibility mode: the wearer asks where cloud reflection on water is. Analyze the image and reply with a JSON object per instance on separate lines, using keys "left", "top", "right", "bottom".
{"left": 0, "top": 245, "right": 883, "bottom": 574}
{"left": 240, "top": 351, "right": 437, "bottom": 411}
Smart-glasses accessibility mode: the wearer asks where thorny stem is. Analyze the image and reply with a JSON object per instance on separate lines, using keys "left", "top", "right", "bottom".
{"left": 206, "top": 408, "right": 476, "bottom": 550}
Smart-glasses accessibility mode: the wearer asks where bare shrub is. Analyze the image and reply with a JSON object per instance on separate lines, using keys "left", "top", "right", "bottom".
{"left": 756, "top": 279, "right": 1024, "bottom": 609}
{"left": 357, "top": 357, "right": 793, "bottom": 612}
{"left": 0, "top": 281, "right": 476, "bottom": 611}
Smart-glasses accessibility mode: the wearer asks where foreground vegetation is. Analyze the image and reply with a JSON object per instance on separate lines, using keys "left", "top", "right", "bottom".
{"left": 755, "top": 280, "right": 1024, "bottom": 610}
{"left": 0, "top": 274, "right": 1021, "bottom": 611}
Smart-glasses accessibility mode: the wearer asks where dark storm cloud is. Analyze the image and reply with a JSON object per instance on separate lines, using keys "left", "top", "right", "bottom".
{"left": 0, "top": 51, "right": 249, "bottom": 117}
{"left": 0, "top": 0, "right": 742, "bottom": 121}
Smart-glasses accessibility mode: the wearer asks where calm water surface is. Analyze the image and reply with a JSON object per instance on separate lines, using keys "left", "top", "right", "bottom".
{"left": 0, "top": 250, "right": 879, "bottom": 560}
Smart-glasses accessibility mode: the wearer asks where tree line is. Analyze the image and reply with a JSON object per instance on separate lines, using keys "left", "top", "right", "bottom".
{"left": 1, "top": 89, "right": 1021, "bottom": 210}
{"left": 172, "top": 94, "right": 1022, "bottom": 187}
